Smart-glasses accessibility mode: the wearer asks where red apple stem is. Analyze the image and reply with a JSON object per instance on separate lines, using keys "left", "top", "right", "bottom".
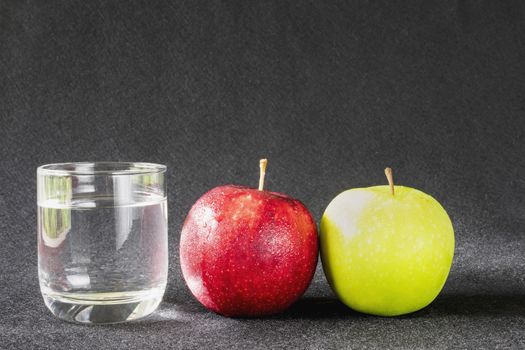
{"left": 258, "top": 159, "right": 268, "bottom": 191}
{"left": 384, "top": 167, "right": 395, "bottom": 196}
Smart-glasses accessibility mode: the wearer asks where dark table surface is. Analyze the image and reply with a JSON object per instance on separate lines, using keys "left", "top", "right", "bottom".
{"left": 1, "top": 1, "right": 524, "bottom": 348}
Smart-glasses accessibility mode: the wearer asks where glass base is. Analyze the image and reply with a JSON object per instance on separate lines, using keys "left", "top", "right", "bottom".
{"left": 42, "top": 289, "right": 164, "bottom": 324}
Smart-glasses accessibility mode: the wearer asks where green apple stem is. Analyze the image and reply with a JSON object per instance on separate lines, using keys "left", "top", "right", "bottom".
{"left": 258, "top": 159, "right": 268, "bottom": 191}
{"left": 384, "top": 167, "right": 395, "bottom": 196}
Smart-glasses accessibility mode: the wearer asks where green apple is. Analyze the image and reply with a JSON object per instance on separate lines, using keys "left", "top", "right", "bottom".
{"left": 320, "top": 168, "right": 454, "bottom": 316}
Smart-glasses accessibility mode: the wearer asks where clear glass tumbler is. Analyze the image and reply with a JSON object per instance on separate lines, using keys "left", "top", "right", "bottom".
{"left": 37, "top": 162, "right": 168, "bottom": 324}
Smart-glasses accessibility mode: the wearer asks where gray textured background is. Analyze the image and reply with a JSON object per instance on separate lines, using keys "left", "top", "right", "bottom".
{"left": 1, "top": 0, "right": 525, "bottom": 348}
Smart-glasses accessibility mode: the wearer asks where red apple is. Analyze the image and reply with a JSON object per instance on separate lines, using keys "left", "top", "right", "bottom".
{"left": 179, "top": 159, "right": 318, "bottom": 316}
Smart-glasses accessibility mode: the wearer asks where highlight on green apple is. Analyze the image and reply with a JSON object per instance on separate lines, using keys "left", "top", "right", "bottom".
{"left": 319, "top": 168, "right": 455, "bottom": 316}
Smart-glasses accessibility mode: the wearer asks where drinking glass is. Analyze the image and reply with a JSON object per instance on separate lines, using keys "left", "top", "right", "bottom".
{"left": 37, "top": 162, "right": 168, "bottom": 324}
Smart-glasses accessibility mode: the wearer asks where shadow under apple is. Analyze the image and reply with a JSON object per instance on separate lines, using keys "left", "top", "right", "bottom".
{"left": 272, "top": 293, "right": 525, "bottom": 320}
{"left": 105, "top": 292, "right": 525, "bottom": 334}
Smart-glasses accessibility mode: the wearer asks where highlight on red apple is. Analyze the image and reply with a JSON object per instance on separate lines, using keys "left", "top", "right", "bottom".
{"left": 180, "top": 159, "right": 319, "bottom": 317}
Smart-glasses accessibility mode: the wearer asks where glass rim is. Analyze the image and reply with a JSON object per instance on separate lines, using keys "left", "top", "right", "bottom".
{"left": 37, "top": 162, "right": 167, "bottom": 176}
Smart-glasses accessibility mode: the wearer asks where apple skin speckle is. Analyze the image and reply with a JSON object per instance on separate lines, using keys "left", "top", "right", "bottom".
{"left": 180, "top": 185, "right": 319, "bottom": 317}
